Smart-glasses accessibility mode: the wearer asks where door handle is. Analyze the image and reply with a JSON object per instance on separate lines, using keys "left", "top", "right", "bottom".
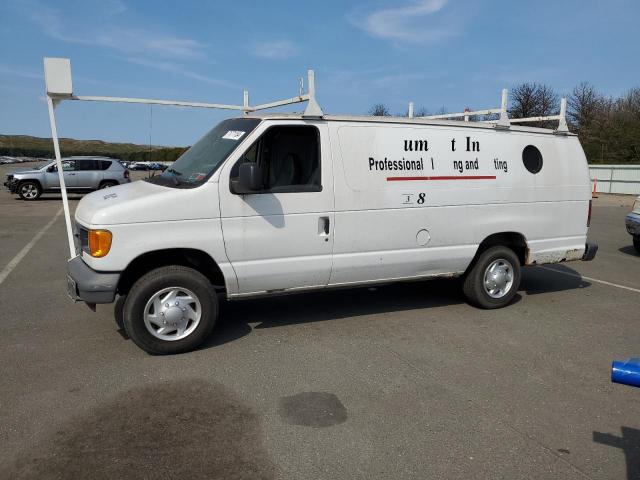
{"left": 318, "top": 216, "right": 330, "bottom": 236}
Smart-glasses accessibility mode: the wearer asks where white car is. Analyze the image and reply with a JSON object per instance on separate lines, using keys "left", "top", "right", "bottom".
{"left": 625, "top": 196, "right": 640, "bottom": 253}
{"left": 67, "top": 114, "right": 597, "bottom": 354}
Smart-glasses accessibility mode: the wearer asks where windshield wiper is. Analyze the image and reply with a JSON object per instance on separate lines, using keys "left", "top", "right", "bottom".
{"left": 167, "top": 167, "right": 181, "bottom": 176}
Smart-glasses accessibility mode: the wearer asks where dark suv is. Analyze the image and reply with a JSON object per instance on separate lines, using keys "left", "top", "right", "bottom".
{"left": 4, "top": 156, "right": 131, "bottom": 200}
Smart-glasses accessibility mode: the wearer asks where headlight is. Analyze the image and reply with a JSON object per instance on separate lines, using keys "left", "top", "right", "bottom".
{"left": 88, "top": 229, "right": 112, "bottom": 257}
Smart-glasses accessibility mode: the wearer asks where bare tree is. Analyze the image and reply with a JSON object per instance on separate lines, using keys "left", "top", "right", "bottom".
{"left": 536, "top": 84, "right": 560, "bottom": 117}
{"left": 508, "top": 82, "right": 559, "bottom": 127}
{"left": 508, "top": 83, "right": 539, "bottom": 118}
{"left": 368, "top": 104, "right": 390, "bottom": 116}
{"left": 509, "top": 83, "right": 559, "bottom": 118}
{"left": 568, "top": 82, "right": 601, "bottom": 133}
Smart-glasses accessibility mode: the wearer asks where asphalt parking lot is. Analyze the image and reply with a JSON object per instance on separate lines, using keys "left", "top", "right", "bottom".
{"left": 1, "top": 161, "right": 639, "bottom": 479}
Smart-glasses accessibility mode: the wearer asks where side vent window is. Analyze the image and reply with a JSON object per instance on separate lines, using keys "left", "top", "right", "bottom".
{"left": 522, "top": 145, "right": 543, "bottom": 174}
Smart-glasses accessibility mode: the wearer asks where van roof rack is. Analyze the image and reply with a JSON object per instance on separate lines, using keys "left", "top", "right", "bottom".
{"left": 407, "top": 89, "right": 569, "bottom": 134}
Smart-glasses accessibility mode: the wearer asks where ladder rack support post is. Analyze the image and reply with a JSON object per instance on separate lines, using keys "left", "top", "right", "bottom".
{"left": 303, "top": 70, "right": 323, "bottom": 117}
{"left": 556, "top": 97, "right": 569, "bottom": 133}
{"left": 408, "top": 102, "right": 414, "bottom": 119}
{"left": 497, "top": 88, "right": 510, "bottom": 128}
{"left": 243, "top": 90, "right": 249, "bottom": 115}
{"left": 46, "top": 95, "right": 76, "bottom": 259}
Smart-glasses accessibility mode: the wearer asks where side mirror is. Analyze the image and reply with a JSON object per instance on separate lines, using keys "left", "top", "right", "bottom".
{"left": 237, "top": 162, "right": 263, "bottom": 193}
{"left": 47, "top": 165, "right": 56, "bottom": 172}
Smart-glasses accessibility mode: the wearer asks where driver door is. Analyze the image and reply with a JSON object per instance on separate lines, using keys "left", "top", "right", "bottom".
{"left": 219, "top": 121, "right": 334, "bottom": 295}
{"left": 44, "top": 160, "right": 77, "bottom": 189}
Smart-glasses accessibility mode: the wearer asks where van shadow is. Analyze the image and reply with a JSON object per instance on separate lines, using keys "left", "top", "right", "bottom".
{"left": 593, "top": 427, "right": 640, "bottom": 480}
{"left": 619, "top": 245, "right": 640, "bottom": 257}
{"left": 520, "top": 264, "right": 591, "bottom": 295}
{"left": 205, "top": 278, "right": 465, "bottom": 347}
{"left": 0, "top": 380, "right": 276, "bottom": 480}
{"left": 202, "top": 264, "right": 590, "bottom": 349}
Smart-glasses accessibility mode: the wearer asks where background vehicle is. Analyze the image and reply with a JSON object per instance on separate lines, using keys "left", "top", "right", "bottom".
{"left": 625, "top": 196, "right": 640, "bottom": 253}
{"left": 4, "top": 156, "right": 130, "bottom": 200}
{"left": 129, "top": 162, "right": 150, "bottom": 170}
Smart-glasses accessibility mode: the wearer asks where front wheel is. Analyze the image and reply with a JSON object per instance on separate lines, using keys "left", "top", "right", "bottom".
{"left": 634, "top": 236, "right": 640, "bottom": 254}
{"left": 463, "top": 246, "right": 521, "bottom": 309}
{"left": 123, "top": 266, "right": 218, "bottom": 354}
{"left": 18, "top": 181, "right": 42, "bottom": 200}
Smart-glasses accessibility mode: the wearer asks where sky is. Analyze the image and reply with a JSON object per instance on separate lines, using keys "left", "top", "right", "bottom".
{"left": 0, "top": 0, "right": 639, "bottom": 146}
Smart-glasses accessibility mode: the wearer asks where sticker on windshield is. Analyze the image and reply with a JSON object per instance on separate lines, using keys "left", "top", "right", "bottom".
{"left": 222, "top": 130, "right": 245, "bottom": 140}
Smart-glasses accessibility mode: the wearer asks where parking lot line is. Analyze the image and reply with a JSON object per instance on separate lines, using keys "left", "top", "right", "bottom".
{"left": 0, "top": 207, "right": 63, "bottom": 286}
{"left": 540, "top": 265, "right": 640, "bottom": 294}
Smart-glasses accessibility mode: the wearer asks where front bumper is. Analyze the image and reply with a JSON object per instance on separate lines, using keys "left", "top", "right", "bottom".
{"left": 625, "top": 213, "right": 640, "bottom": 236}
{"left": 4, "top": 178, "right": 18, "bottom": 193}
{"left": 67, "top": 256, "right": 120, "bottom": 304}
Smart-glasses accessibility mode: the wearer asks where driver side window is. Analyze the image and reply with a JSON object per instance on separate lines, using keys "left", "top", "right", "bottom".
{"left": 231, "top": 125, "right": 321, "bottom": 193}
{"left": 50, "top": 160, "right": 75, "bottom": 172}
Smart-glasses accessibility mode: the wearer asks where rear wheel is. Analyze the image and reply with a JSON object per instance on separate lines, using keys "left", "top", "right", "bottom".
{"left": 634, "top": 236, "right": 640, "bottom": 254}
{"left": 463, "top": 246, "right": 521, "bottom": 309}
{"left": 18, "top": 181, "right": 42, "bottom": 200}
{"left": 123, "top": 266, "right": 218, "bottom": 354}
{"left": 99, "top": 180, "right": 118, "bottom": 189}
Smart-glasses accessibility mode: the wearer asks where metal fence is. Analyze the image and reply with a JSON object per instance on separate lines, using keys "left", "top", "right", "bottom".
{"left": 589, "top": 165, "right": 640, "bottom": 195}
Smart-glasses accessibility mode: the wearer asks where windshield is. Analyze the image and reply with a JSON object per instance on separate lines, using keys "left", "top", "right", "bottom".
{"left": 146, "top": 117, "right": 261, "bottom": 189}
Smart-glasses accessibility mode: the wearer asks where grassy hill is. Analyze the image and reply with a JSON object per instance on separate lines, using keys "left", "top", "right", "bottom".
{"left": 0, "top": 135, "right": 188, "bottom": 163}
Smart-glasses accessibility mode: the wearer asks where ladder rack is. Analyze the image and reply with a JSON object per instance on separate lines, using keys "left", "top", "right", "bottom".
{"left": 407, "top": 89, "right": 569, "bottom": 133}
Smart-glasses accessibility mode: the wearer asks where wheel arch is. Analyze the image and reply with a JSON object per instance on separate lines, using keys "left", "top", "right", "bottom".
{"left": 17, "top": 178, "right": 43, "bottom": 189}
{"left": 468, "top": 232, "right": 529, "bottom": 271}
{"left": 117, "top": 248, "right": 227, "bottom": 296}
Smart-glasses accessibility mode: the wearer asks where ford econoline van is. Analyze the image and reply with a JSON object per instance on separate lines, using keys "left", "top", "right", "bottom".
{"left": 67, "top": 113, "right": 597, "bottom": 354}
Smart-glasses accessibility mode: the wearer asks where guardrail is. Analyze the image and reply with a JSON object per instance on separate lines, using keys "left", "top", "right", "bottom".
{"left": 590, "top": 165, "right": 640, "bottom": 195}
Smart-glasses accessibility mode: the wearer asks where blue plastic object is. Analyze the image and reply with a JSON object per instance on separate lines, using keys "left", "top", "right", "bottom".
{"left": 611, "top": 358, "right": 640, "bottom": 388}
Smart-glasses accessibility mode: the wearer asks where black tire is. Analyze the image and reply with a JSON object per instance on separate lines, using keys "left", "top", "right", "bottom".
{"left": 99, "top": 180, "right": 118, "bottom": 189}
{"left": 634, "top": 236, "right": 640, "bottom": 254}
{"left": 18, "top": 180, "right": 42, "bottom": 200}
{"left": 114, "top": 294, "right": 126, "bottom": 330}
{"left": 123, "top": 266, "right": 218, "bottom": 354}
{"left": 463, "top": 246, "right": 521, "bottom": 309}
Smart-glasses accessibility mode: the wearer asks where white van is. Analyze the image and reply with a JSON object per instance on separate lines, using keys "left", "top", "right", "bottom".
{"left": 67, "top": 113, "right": 597, "bottom": 354}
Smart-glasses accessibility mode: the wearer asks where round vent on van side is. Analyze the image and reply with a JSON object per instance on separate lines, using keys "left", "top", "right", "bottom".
{"left": 522, "top": 145, "right": 543, "bottom": 174}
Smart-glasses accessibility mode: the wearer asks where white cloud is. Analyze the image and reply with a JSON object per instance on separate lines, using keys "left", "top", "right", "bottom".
{"left": 252, "top": 41, "right": 298, "bottom": 60}
{"left": 351, "top": 0, "right": 459, "bottom": 44}
{"left": 22, "top": 1, "right": 206, "bottom": 59}
{"left": 122, "top": 57, "right": 237, "bottom": 89}
{"left": 0, "top": 64, "right": 42, "bottom": 80}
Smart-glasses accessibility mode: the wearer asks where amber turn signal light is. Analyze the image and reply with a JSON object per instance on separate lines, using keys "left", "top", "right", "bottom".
{"left": 88, "top": 229, "right": 112, "bottom": 258}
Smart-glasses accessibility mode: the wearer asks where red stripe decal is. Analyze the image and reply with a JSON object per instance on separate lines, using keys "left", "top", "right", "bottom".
{"left": 386, "top": 175, "right": 497, "bottom": 181}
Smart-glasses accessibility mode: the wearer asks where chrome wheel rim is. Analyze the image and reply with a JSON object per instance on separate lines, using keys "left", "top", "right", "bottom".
{"left": 20, "top": 183, "right": 38, "bottom": 199}
{"left": 483, "top": 259, "right": 514, "bottom": 299}
{"left": 143, "top": 287, "right": 201, "bottom": 341}
{"left": 100, "top": 182, "right": 115, "bottom": 189}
